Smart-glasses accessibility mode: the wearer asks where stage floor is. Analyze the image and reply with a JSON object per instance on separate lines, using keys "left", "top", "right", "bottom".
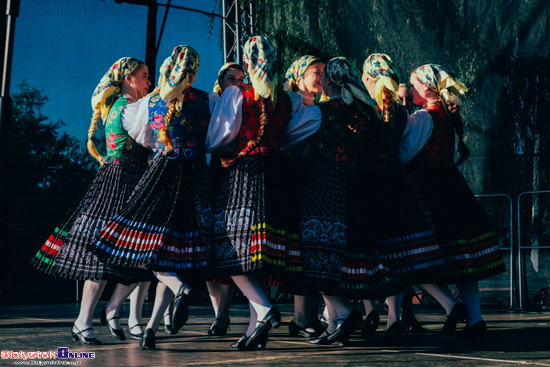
{"left": 1, "top": 302, "right": 549, "bottom": 366}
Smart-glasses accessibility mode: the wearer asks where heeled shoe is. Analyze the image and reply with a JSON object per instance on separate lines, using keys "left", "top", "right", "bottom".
{"left": 402, "top": 314, "right": 428, "bottom": 333}
{"left": 208, "top": 318, "right": 230, "bottom": 336}
{"left": 172, "top": 283, "right": 192, "bottom": 332}
{"left": 140, "top": 328, "right": 156, "bottom": 350}
{"left": 162, "top": 313, "right": 178, "bottom": 335}
{"left": 231, "top": 333, "right": 268, "bottom": 351}
{"left": 457, "top": 320, "right": 487, "bottom": 341}
{"left": 288, "top": 320, "right": 325, "bottom": 338}
{"left": 360, "top": 310, "right": 380, "bottom": 338}
{"left": 440, "top": 302, "right": 467, "bottom": 335}
{"left": 244, "top": 308, "right": 281, "bottom": 350}
{"left": 100, "top": 305, "right": 125, "bottom": 340}
{"left": 71, "top": 325, "right": 102, "bottom": 345}
{"left": 383, "top": 321, "right": 407, "bottom": 345}
{"left": 309, "top": 309, "right": 360, "bottom": 346}
{"left": 128, "top": 323, "right": 144, "bottom": 340}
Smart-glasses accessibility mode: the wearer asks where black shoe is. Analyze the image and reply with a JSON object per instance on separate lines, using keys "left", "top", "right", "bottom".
{"left": 457, "top": 320, "right": 487, "bottom": 341}
{"left": 230, "top": 335, "right": 248, "bottom": 349}
{"left": 309, "top": 309, "right": 359, "bottom": 346}
{"left": 208, "top": 318, "right": 230, "bottom": 336}
{"left": 71, "top": 325, "right": 102, "bottom": 346}
{"left": 360, "top": 310, "right": 380, "bottom": 338}
{"left": 288, "top": 320, "right": 325, "bottom": 338}
{"left": 440, "top": 302, "right": 467, "bottom": 335}
{"left": 101, "top": 305, "right": 125, "bottom": 340}
{"left": 244, "top": 308, "right": 281, "bottom": 350}
{"left": 128, "top": 324, "right": 144, "bottom": 340}
{"left": 402, "top": 314, "right": 428, "bottom": 333}
{"left": 384, "top": 321, "right": 407, "bottom": 345}
{"left": 162, "top": 313, "right": 177, "bottom": 335}
{"left": 172, "top": 283, "right": 192, "bottom": 332}
{"left": 230, "top": 334, "right": 267, "bottom": 350}
{"left": 140, "top": 328, "right": 156, "bottom": 350}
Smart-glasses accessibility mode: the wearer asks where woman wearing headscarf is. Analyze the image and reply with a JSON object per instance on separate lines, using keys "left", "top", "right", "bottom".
{"left": 91, "top": 46, "right": 212, "bottom": 349}
{"left": 206, "top": 36, "right": 293, "bottom": 350}
{"left": 404, "top": 64, "right": 506, "bottom": 339}
{"left": 280, "top": 55, "right": 327, "bottom": 339}
{"left": 283, "top": 57, "right": 403, "bottom": 345}
{"left": 32, "top": 57, "right": 153, "bottom": 345}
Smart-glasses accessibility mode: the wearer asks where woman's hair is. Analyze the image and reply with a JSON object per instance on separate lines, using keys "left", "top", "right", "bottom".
{"left": 381, "top": 86, "right": 397, "bottom": 126}
{"left": 221, "top": 96, "right": 268, "bottom": 167}
{"left": 87, "top": 61, "right": 145, "bottom": 164}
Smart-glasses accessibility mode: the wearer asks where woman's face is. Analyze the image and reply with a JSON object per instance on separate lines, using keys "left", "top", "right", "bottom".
{"left": 409, "top": 72, "right": 428, "bottom": 106}
{"left": 361, "top": 72, "right": 376, "bottom": 98}
{"left": 127, "top": 64, "right": 151, "bottom": 99}
{"left": 320, "top": 70, "right": 332, "bottom": 96}
{"left": 219, "top": 68, "right": 245, "bottom": 92}
{"left": 299, "top": 62, "right": 324, "bottom": 94}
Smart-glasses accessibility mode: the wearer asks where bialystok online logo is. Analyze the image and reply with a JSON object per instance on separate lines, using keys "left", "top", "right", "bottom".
{"left": 1, "top": 348, "right": 95, "bottom": 360}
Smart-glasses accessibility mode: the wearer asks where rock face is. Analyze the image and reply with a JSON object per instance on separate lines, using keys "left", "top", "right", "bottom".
{"left": 256, "top": 0, "right": 550, "bottom": 307}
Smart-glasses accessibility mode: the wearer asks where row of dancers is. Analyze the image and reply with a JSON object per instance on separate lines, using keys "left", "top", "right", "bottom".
{"left": 32, "top": 36, "right": 506, "bottom": 351}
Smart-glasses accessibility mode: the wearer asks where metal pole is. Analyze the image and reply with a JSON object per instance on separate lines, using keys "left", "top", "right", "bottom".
{"left": 222, "top": 0, "right": 228, "bottom": 63}
{"left": 145, "top": 1, "right": 158, "bottom": 87}
{"left": 0, "top": 0, "right": 20, "bottom": 239}
{"left": 235, "top": 2, "right": 241, "bottom": 64}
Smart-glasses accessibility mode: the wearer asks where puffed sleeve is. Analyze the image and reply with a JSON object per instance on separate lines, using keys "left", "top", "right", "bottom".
{"left": 281, "top": 105, "right": 322, "bottom": 151}
{"left": 205, "top": 86, "right": 243, "bottom": 153}
{"left": 286, "top": 91, "right": 307, "bottom": 117}
{"left": 121, "top": 96, "right": 156, "bottom": 150}
{"left": 399, "top": 109, "right": 434, "bottom": 164}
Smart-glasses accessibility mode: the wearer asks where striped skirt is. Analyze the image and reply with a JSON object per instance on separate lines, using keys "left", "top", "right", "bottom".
{"left": 406, "top": 165, "right": 506, "bottom": 282}
{"left": 91, "top": 156, "right": 212, "bottom": 273}
{"left": 211, "top": 154, "right": 295, "bottom": 276}
{"left": 32, "top": 164, "right": 150, "bottom": 282}
{"left": 299, "top": 167, "right": 403, "bottom": 299}
{"left": 361, "top": 169, "right": 445, "bottom": 284}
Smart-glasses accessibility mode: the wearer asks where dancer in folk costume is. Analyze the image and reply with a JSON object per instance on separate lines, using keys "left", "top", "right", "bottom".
{"left": 281, "top": 55, "right": 327, "bottom": 339}
{"left": 91, "top": 46, "right": 212, "bottom": 349}
{"left": 405, "top": 63, "right": 506, "bottom": 339}
{"left": 32, "top": 57, "right": 153, "bottom": 345}
{"left": 202, "top": 62, "right": 246, "bottom": 337}
{"left": 206, "top": 36, "right": 293, "bottom": 350}
{"left": 283, "top": 57, "right": 403, "bottom": 345}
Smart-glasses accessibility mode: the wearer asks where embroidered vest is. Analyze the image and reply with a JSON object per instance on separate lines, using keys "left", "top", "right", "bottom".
{"left": 409, "top": 105, "right": 456, "bottom": 168}
{"left": 309, "top": 99, "right": 377, "bottom": 174}
{"left": 234, "top": 84, "right": 292, "bottom": 156}
{"left": 148, "top": 88, "right": 210, "bottom": 160}
{"left": 102, "top": 97, "right": 149, "bottom": 168}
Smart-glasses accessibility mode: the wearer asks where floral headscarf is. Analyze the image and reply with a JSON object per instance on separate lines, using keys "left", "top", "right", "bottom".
{"left": 243, "top": 36, "right": 278, "bottom": 104}
{"left": 157, "top": 45, "right": 200, "bottom": 112}
{"left": 325, "top": 57, "right": 376, "bottom": 108}
{"left": 213, "top": 62, "right": 240, "bottom": 94}
{"left": 362, "top": 53, "right": 401, "bottom": 110}
{"left": 91, "top": 57, "right": 143, "bottom": 123}
{"left": 414, "top": 64, "right": 468, "bottom": 106}
{"left": 283, "top": 55, "right": 321, "bottom": 92}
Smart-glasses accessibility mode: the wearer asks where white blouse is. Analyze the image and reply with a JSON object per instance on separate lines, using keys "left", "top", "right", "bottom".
{"left": 205, "top": 86, "right": 243, "bottom": 153}
{"left": 121, "top": 96, "right": 156, "bottom": 150}
{"left": 280, "top": 105, "right": 322, "bottom": 151}
{"left": 398, "top": 109, "right": 434, "bottom": 164}
{"left": 208, "top": 91, "right": 220, "bottom": 115}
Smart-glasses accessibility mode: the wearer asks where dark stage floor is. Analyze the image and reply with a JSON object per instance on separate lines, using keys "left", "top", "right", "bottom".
{"left": 1, "top": 302, "right": 549, "bottom": 366}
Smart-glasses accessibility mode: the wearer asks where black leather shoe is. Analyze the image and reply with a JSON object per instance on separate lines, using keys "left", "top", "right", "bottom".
{"left": 162, "top": 313, "right": 177, "bottom": 335}
{"left": 288, "top": 320, "right": 325, "bottom": 338}
{"left": 384, "top": 321, "right": 407, "bottom": 345}
{"left": 231, "top": 333, "right": 268, "bottom": 351}
{"left": 230, "top": 335, "right": 248, "bottom": 349}
{"left": 208, "top": 318, "right": 230, "bottom": 336}
{"left": 140, "top": 328, "right": 156, "bottom": 350}
{"left": 457, "top": 320, "right": 487, "bottom": 341}
{"left": 402, "top": 314, "right": 428, "bottom": 333}
{"left": 128, "top": 324, "right": 144, "bottom": 340}
{"left": 360, "top": 310, "right": 380, "bottom": 338}
{"left": 172, "top": 283, "right": 192, "bottom": 332}
{"left": 101, "top": 305, "right": 125, "bottom": 340}
{"left": 71, "top": 325, "right": 102, "bottom": 345}
{"left": 309, "top": 309, "right": 359, "bottom": 346}
{"left": 244, "top": 308, "right": 281, "bottom": 350}
{"left": 440, "top": 302, "right": 467, "bottom": 335}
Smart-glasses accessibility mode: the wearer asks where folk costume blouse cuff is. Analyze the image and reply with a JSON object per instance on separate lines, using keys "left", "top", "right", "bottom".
{"left": 121, "top": 96, "right": 156, "bottom": 150}
{"left": 281, "top": 104, "right": 322, "bottom": 151}
{"left": 399, "top": 109, "right": 434, "bottom": 164}
{"left": 205, "top": 85, "right": 244, "bottom": 152}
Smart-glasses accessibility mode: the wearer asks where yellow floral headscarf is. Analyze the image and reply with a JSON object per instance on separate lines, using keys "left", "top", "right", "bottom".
{"left": 414, "top": 64, "right": 468, "bottom": 106}
{"left": 283, "top": 55, "right": 321, "bottom": 92}
{"left": 91, "top": 57, "right": 143, "bottom": 123}
{"left": 362, "top": 53, "right": 401, "bottom": 111}
{"left": 243, "top": 36, "right": 278, "bottom": 104}
{"left": 325, "top": 57, "right": 376, "bottom": 108}
{"left": 156, "top": 45, "right": 200, "bottom": 112}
